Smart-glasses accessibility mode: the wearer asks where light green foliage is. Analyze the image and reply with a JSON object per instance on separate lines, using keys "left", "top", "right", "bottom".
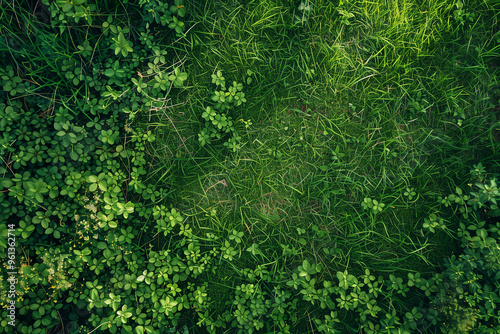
{"left": 169, "top": 16, "right": 185, "bottom": 34}
{"left": 229, "top": 229, "right": 244, "bottom": 243}
{"left": 295, "top": 0, "right": 313, "bottom": 25}
{"left": 169, "top": 67, "right": 189, "bottom": 88}
{"left": 469, "top": 178, "right": 499, "bottom": 212}
{"left": 111, "top": 32, "right": 134, "bottom": 57}
{"left": 423, "top": 213, "right": 447, "bottom": 233}
{"left": 454, "top": 0, "right": 477, "bottom": 25}
{"left": 1, "top": 0, "right": 500, "bottom": 333}
{"left": 361, "top": 197, "right": 386, "bottom": 214}
{"left": 231, "top": 283, "right": 269, "bottom": 333}
{"left": 403, "top": 187, "right": 417, "bottom": 201}
{"left": 41, "top": 0, "right": 96, "bottom": 32}
{"left": 337, "top": 8, "right": 355, "bottom": 25}
{"left": 198, "top": 70, "right": 247, "bottom": 151}
{"left": 142, "top": 0, "right": 187, "bottom": 31}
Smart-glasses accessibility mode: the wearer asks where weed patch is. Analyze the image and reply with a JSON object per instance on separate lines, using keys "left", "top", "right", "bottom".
{"left": 1, "top": 0, "right": 500, "bottom": 333}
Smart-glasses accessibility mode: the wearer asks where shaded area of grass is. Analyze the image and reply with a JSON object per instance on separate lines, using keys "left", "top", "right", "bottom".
{"left": 141, "top": 0, "right": 500, "bottom": 330}
{"left": 154, "top": 0, "right": 496, "bottom": 259}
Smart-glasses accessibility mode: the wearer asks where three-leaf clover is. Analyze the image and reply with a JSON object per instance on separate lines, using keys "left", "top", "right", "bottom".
{"left": 198, "top": 129, "right": 211, "bottom": 146}
{"left": 131, "top": 77, "right": 148, "bottom": 93}
{"left": 423, "top": 213, "right": 446, "bottom": 233}
{"left": 169, "top": 67, "right": 188, "bottom": 87}
{"left": 211, "top": 70, "right": 225, "bottom": 87}
{"left": 229, "top": 230, "right": 244, "bottom": 243}
{"left": 117, "top": 305, "right": 133, "bottom": 323}
{"left": 77, "top": 40, "right": 93, "bottom": 57}
{"left": 170, "top": 0, "right": 186, "bottom": 17}
{"left": 212, "top": 114, "right": 228, "bottom": 129}
{"left": 371, "top": 200, "right": 385, "bottom": 213}
{"left": 361, "top": 197, "right": 385, "bottom": 214}
{"left": 153, "top": 71, "right": 170, "bottom": 91}
{"left": 298, "top": 259, "right": 322, "bottom": 281}
{"left": 298, "top": 0, "right": 313, "bottom": 12}
{"left": 168, "top": 16, "right": 185, "bottom": 33}
{"left": 202, "top": 106, "right": 217, "bottom": 121}
{"left": 111, "top": 32, "right": 134, "bottom": 57}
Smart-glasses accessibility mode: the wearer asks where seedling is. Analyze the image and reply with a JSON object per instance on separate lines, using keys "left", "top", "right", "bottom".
{"left": 403, "top": 187, "right": 417, "bottom": 201}
{"left": 423, "top": 213, "right": 446, "bottom": 233}
{"left": 361, "top": 197, "right": 386, "bottom": 214}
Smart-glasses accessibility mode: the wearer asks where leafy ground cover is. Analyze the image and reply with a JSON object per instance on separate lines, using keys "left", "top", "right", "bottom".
{"left": 0, "top": 0, "right": 500, "bottom": 333}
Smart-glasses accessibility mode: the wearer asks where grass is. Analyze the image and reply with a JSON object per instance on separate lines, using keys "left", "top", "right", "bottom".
{"left": 1, "top": 0, "right": 498, "bottom": 331}
{"left": 139, "top": 0, "right": 500, "bottom": 322}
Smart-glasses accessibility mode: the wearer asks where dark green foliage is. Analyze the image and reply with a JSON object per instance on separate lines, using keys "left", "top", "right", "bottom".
{"left": 0, "top": 0, "right": 500, "bottom": 333}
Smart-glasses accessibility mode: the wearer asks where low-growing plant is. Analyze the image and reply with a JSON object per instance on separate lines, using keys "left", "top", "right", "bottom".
{"left": 423, "top": 213, "right": 447, "bottom": 233}
{"left": 361, "top": 197, "right": 386, "bottom": 214}
{"left": 295, "top": 0, "right": 314, "bottom": 25}
{"left": 1, "top": 0, "right": 500, "bottom": 333}
{"left": 198, "top": 70, "right": 250, "bottom": 152}
{"left": 408, "top": 90, "right": 432, "bottom": 114}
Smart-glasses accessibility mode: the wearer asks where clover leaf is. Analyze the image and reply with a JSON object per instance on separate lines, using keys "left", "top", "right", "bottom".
{"left": 170, "top": 0, "right": 186, "bottom": 17}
